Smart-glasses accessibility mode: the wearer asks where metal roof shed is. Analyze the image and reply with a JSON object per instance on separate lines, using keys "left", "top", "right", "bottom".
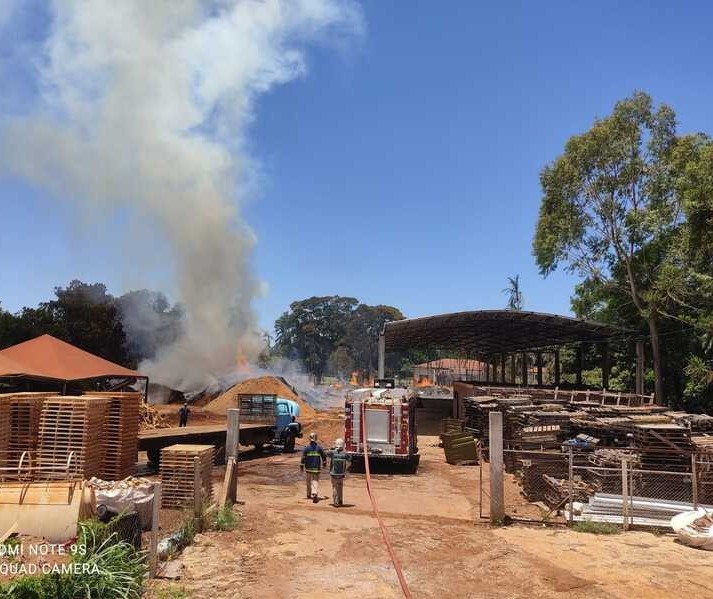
{"left": 378, "top": 310, "right": 642, "bottom": 393}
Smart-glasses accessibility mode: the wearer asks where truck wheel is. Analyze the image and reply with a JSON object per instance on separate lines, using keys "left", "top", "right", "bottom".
{"left": 283, "top": 434, "right": 296, "bottom": 453}
{"left": 405, "top": 455, "right": 420, "bottom": 474}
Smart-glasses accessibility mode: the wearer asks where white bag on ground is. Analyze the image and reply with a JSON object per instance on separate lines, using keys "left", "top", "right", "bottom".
{"left": 670, "top": 509, "right": 713, "bottom": 550}
{"left": 89, "top": 476, "right": 155, "bottom": 530}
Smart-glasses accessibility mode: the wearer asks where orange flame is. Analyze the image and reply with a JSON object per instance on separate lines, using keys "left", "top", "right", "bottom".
{"left": 349, "top": 371, "right": 359, "bottom": 385}
{"left": 414, "top": 376, "right": 432, "bottom": 388}
{"left": 235, "top": 352, "right": 249, "bottom": 372}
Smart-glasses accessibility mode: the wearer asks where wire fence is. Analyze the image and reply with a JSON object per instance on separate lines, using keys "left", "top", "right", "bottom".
{"left": 480, "top": 442, "right": 712, "bottom": 528}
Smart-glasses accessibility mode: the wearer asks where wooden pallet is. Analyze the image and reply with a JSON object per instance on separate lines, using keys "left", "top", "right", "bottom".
{"left": 0, "top": 392, "right": 52, "bottom": 476}
{"left": 0, "top": 401, "right": 10, "bottom": 470}
{"left": 90, "top": 392, "right": 141, "bottom": 480}
{"left": 36, "top": 396, "right": 110, "bottom": 479}
{"left": 160, "top": 444, "right": 214, "bottom": 509}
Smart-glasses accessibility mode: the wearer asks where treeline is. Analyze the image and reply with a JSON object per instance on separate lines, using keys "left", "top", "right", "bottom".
{"left": 534, "top": 91, "right": 713, "bottom": 412}
{"left": 270, "top": 296, "right": 429, "bottom": 383}
{"left": 0, "top": 279, "right": 182, "bottom": 368}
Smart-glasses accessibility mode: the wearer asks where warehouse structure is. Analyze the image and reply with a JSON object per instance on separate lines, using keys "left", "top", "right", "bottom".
{"left": 379, "top": 310, "right": 645, "bottom": 396}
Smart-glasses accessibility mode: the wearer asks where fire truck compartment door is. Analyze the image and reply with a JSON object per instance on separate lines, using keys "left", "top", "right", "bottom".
{"left": 365, "top": 409, "right": 389, "bottom": 443}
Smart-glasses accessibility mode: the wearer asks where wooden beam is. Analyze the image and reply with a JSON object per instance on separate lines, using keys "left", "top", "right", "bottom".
{"left": 536, "top": 352, "right": 543, "bottom": 386}
{"left": 576, "top": 346, "right": 583, "bottom": 387}
{"left": 554, "top": 349, "right": 561, "bottom": 386}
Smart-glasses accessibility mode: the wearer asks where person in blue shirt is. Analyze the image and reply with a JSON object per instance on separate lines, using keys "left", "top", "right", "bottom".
{"left": 300, "top": 432, "right": 326, "bottom": 503}
{"left": 326, "top": 438, "right": 352, "bottom": 507}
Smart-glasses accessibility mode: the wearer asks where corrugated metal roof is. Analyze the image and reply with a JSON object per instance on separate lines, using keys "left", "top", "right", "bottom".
{"left": 385, "top": 310, "right": 631, "bottom": 354}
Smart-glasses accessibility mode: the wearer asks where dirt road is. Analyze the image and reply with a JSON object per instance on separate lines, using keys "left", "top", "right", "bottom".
{"left": 149, "top": 438, "right": 713, "bottom": 599}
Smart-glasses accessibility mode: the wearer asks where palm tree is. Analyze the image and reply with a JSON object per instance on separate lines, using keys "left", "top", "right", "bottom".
{"left": 503, "top": 275, "right": 524, "bottom": 311}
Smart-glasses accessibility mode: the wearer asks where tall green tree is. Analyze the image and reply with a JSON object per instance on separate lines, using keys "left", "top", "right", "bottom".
{"left": 273, "top": 296, "right": 358, "bottom": 383}
{"left": 533, "top": 92, "right": 680, "bottom": 402}
{"left": 341, "top": 304, "right": 405, "bottom": 375}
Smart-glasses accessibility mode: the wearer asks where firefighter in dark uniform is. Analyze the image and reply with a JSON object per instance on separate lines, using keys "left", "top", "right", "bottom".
{"left": 327, "top": 438, "right": 351, "bottom": 506}
{"left": 300, "top": 432, "right": 326, "bottom": 502}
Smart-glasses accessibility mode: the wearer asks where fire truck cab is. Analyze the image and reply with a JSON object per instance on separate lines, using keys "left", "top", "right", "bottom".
{"left": 344, "top": 384, "right": 420, "bottom": 473}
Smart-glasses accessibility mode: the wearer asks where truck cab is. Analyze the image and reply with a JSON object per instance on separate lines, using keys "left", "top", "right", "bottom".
{"left": 238, "top": 394, "right": 303, "bottom": 452}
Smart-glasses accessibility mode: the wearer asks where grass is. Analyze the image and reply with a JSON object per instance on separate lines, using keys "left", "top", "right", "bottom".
{"left": 571, "top": 520, "right": 621, "bottom": 535}
{"left": 153, "top": 585, "right": 191, "bottom": 599}
{"left": 212, "top": 505, "right": 238, "bottom": 532}
{"left": 0, "top": 519, "right": 147, "bottom": 599}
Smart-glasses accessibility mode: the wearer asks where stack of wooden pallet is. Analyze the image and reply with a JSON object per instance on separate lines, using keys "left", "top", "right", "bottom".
{"left": 160, "top": 444, "right": 215, "bottom": 509}
{"left": 92, "top": 392, "right": 141, "bottom": 480}
{"left": 0, "top": 400, "right": 10, "bottom": 470}
{"left": 36, "top": 396, "right": 110, "bottom": 479}
{"left": 5, "top": 392, "right": 52, "bottom": 475}
{"left": 516, "top": 452, "right": 569, "bottom": 501}
{"left": 693, "top": 436, "right": 713, "bottom": 503}
{"left": 634, "top": 423, "right": 691, "bottom": 472}
{"left": 439, "top": 418, "right": 464, "bottom": 435}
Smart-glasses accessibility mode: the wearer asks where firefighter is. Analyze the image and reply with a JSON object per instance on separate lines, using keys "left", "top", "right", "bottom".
{"left": 327, "top": 438, "right": 351, "bottom": 507}
{"left": 300, "top": 432, "right": 326, "bottom": 503}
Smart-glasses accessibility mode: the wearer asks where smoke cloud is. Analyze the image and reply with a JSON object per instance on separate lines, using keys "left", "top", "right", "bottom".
{"left": 1, "top": 1, "right": 362, "bottom": 391}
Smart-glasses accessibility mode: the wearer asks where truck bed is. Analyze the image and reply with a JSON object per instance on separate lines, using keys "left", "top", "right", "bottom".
{"left": 138, "top": 423, "right": 272, "bottom": 464}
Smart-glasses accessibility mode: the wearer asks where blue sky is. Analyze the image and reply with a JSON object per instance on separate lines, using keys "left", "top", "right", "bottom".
{"left": 1, "top": 1, "right": 713, "bottom": 334}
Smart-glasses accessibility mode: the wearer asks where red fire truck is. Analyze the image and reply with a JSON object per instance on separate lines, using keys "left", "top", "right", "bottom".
{"left": 344, "top": 383, "right": 420, "bottom": 473}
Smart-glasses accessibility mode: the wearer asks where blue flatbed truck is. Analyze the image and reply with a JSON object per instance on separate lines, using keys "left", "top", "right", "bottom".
{"left": 139, "top": 394, "right": 302, "bottom": 468}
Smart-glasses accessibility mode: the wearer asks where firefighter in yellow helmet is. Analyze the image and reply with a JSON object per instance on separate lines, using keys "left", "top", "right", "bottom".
{"left": 300, "top": 432, "right": 326, "bottom": 502}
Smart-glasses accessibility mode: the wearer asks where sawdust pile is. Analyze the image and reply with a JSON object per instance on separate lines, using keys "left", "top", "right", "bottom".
{"left": 206, "top": 376, "right": 316, "bottom": 418}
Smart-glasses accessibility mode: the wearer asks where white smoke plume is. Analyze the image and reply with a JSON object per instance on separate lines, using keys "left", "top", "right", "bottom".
{"left": 1, "top": 1, "right": 362, "bottom": 391}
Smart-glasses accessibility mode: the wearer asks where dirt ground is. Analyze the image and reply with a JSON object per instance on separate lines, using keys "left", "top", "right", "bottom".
{"left": 146, "top": 435, "right": 713, "bottom": 599}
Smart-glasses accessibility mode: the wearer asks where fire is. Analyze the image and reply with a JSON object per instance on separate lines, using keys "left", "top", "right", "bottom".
{"left": 349, "top": 371, "right": 359, "bottom": 385}
{"left": 235, "top": 352, "right": 250, "bottom": 372}
{"left": 414, "top": 376, "right": 432, "bottom": 388}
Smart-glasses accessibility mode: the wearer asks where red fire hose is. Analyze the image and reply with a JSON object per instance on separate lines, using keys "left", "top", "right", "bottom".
{"left": 361, "top": 402, "right": 413, "bottom": 599}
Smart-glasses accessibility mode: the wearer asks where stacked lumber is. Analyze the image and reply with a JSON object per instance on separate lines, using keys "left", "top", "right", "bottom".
{"left": 515, "top": 452, "right": 568, "bottom": 501}
{"left": 0, "top": 401, "right": 10, "bottom": 470}
{"left": 634, "top": 423, "right": 691, "bottom": 472}
{"left": 542, "top": 475, "right": 595, "bottom": 508}
{"left": 35, "top": 396, "right": 110, "bottom": 479}
{"left": 462, "top": 396, "right": 499, "bottom": 442}
{"left": 92, "top": 392, "right": 141, "bottom": 480}
{"left": 439, "top": 418, "right": 464, "bottom": 435}
{"left": 160, "top": 444, "right": 214, "bottom": 509}
{"left": 4, "top": 393, "right": 52, "bottom": 474}
{"left": 440, "top": 432, "right": 478, "bottom": 465}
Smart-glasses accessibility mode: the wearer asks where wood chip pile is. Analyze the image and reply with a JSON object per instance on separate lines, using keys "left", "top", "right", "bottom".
{"left": 160, "top": 444, "right": 214, "bottom": 509}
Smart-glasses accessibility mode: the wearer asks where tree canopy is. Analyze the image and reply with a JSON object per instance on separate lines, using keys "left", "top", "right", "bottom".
{"left": 0, "top": 280, "right": 182, "bottom": 368}
{"left": 272, "top": 296, "right": 408, "bottom": 382}
{"left": 534, "top": 91, "right": 713, "bottom": 409}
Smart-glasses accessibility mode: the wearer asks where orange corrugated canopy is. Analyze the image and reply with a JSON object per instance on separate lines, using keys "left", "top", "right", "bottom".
{"left": 0, "top": 334, "right": 141, "bottom": 381}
